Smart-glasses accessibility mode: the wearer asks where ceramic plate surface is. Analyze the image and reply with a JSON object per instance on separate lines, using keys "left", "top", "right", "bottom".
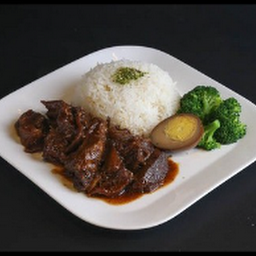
{"left": 1, "top": 45, "right": 256, "bottom": 230}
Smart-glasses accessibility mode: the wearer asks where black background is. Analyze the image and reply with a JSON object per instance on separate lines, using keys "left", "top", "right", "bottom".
{"left": 1, "top": 4, "right": 256, "bottom": 252}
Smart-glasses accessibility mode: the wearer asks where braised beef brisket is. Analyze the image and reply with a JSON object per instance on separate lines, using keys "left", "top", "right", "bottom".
{"left": 64, "top": 118, "right": 108, "bottom": 192}
{"left": 131, "top": 149, "right": 169, "bottom": 193}
{"left": 15, "top": 110, "right": 49, "bottom": 153}
{"left": 87, "top": 141, "right": 134, "bottom": 197}
{"left": 109, "top": 126, "right": 155, "bottom": 171}
{"left": 15, "top": 100, "right": 172, "bottom": 199}
{"left": 41, "top": 100, "right": 91, "bottom": 165}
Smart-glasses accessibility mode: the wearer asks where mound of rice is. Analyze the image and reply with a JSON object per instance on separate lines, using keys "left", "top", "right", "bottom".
{"left": 73, "top": 59, "right": 181, "bottom": 136}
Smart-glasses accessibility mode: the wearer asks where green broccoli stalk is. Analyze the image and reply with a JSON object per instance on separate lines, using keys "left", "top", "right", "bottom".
{"left": 177, "top": 85, "right": 223, "bottom": 123}
{"left": 209, "top": 98, "right": 247, "bottom": 144}
{"left": 197, "top": 120, "right": 221, "bottom": 151}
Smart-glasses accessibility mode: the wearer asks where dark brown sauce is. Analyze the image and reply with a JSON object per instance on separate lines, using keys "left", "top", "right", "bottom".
{"left": 52, "top": 167, "right": 77, "bottom": 192}
{"left": 102, "top": 158, "right": 179, "bottom": 205}
{"left": 52, "top": 158, "right": 179, "bottom": 205}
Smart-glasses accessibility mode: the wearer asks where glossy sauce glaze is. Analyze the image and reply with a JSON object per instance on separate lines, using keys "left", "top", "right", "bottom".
{"left": 16, "top": 100, "right": 180, "bottom": 205}
{"left": 53, "top": 158, "right": 179, "bottom": 205}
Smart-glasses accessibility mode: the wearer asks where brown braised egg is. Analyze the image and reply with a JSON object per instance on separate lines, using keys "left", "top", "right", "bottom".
{"left": 150, "top": 113, "right": 204, "bottom": 152}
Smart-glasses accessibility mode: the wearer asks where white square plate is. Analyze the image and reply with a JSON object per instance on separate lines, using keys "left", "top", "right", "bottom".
{"left": 1, "top": 45, "right": 256, "bottom": 230}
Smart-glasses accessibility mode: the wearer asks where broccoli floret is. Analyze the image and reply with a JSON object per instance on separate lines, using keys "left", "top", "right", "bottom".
{"left": 210, "top": 98, "right": 247, "bottom": 144}
{"left": 209, "top": 97, "right": 241, "bottom": 120}
{"left": 177, "top": 85, "right": 223, "bottom": 123}
{"left": 214, "top": 118, "right": 246, "bottom": 144}
{"left": 197, "top": 120, "right": 221, "bottom": 151}
{"left": 177, "top": 86, "right": 247, "bottom": 150}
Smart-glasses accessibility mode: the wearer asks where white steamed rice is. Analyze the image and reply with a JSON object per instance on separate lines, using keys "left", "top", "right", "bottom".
{"left": 73, "top": 59, "right": 181, "bottom": 136}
